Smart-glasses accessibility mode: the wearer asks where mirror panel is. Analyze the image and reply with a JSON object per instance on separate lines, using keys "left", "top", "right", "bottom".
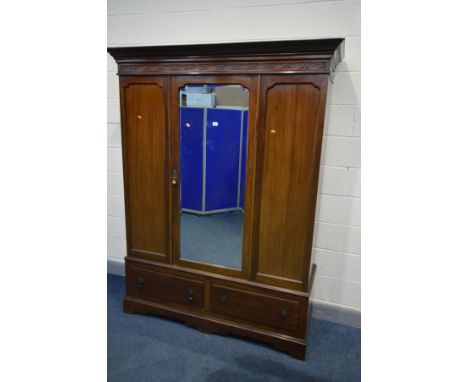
{"left": 179, "top": 84, "right": 249, "bottom": 269}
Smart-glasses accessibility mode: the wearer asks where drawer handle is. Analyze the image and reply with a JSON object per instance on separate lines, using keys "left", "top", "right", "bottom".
{"left": 188, "top": 288, "right": 194, "bottom": 302}
{"left": 137, "top": 277, "right": 144, "bottom": 290}
{"left": 280, "top": 309, "right": 287, "bottom": 320}
{"left": 219, "top": 295, "right": 227, "bottom": 304}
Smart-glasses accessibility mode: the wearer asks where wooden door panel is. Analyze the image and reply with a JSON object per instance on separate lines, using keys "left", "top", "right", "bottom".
{"left": 121, "top": 78, "right": 169, "bottom": 260}
{"left": 255, "top": 75, "right": 327, "bottom": 290}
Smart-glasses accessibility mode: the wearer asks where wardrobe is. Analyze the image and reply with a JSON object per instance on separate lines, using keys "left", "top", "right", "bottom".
{"left": 107, "top": 38, "right": 344, "bottom": 360}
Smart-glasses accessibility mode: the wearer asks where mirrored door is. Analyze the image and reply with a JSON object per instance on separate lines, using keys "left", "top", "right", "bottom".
{"left": 177, "top": 83, "right": 249, "bottom": 270}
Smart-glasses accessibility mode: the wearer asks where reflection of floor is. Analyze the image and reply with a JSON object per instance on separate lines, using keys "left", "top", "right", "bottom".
{"left": 180, "top": 211, "right": 243, "bottom": 269}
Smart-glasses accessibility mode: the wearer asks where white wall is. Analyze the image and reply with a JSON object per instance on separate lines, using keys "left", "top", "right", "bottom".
{"left": 107, "top": 0, "right": 361, "bottom": 311}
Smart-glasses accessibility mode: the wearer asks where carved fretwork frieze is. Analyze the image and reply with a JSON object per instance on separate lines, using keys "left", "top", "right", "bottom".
{"left": 118, "top": 60, "right": 330, "bottom": 75}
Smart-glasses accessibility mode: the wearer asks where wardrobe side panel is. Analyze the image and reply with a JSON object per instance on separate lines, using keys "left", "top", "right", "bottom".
{"left": 122, "top": 81, "right": 169, "bottom": 258}
{"left": 255, "top": 75, "right": 327, "bottom": 290}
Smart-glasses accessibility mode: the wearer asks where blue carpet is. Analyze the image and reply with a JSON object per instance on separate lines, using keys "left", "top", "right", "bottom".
{"left": 180, "top": 211, "right": 243, "bottom": 269}
{"left": 108, "top": 274, "right": 360, "bottom": 382}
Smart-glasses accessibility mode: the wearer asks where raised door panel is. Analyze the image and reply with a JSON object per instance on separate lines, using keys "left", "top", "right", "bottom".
{"left": 121, "top": 78, "right": 169, "bottom": 261}
{"left": 255, "top": 75, "right": 327, "bottom": 291}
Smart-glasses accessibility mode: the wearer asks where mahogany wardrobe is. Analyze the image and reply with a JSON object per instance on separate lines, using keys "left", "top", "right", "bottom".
{"left": 107, "top": 38, "right": 344, "bottom": 360}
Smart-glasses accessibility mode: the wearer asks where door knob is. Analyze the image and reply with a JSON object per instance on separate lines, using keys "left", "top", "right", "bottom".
{"left": 171, "top": 170, "right": 177, "bottom": 185}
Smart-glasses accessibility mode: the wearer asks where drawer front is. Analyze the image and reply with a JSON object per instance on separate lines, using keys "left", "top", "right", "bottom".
{"left": 127, "top": 266, "right": 204, "bottom": 309}
{"left": 210, "top": 284, "right": 300, "bottom": 332}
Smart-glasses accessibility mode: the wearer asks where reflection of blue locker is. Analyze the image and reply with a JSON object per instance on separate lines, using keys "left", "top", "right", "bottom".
{"left": 206, "top": 109, "right": 242, "bottom": 211}
{"left": 180, "top": 107, "right": 204, "bottom": 211}
{"left": 239, "top": 111, "right": 248, "bottom": 209}
{"left": 180, "top": 107, "right": 248, "bottom": 214}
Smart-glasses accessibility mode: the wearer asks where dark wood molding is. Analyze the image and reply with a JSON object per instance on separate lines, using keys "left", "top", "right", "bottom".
{"left": 108, "top": 38, "right": 344, "bottom": 61}
{"left": 108, "top": 39, "right": 344, "bottom": 76}
{"left": 117, "top": 60, "right": 330, "bottom": 76}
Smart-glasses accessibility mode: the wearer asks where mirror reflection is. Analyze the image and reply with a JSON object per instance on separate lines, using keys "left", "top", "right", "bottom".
{"left": 179, "top": 84, "right": 249, "bottom": 269}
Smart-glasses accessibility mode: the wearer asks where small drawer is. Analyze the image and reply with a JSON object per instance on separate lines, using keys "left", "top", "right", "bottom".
{"left": 210, "top": 284, "right": 300, "bottom": 332}
{"left": 127, "top": 266, "right": 204, "bottom": 309}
